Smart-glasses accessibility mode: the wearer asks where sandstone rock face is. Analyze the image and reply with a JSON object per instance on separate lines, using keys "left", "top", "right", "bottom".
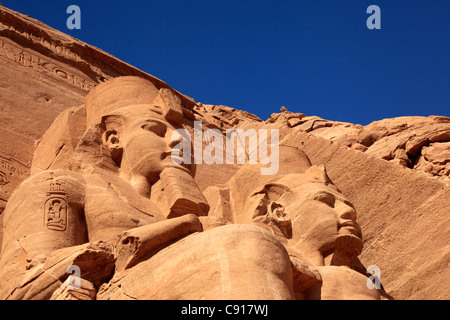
{"left": 0, "top": 75, "right": 381, "bottom": 301}
{"left": 0, "top": 5, "right": 449, "bottom": 300}
{"left": 0, "top": 4, "right": 196, "bottom": 212}
{"left": 272, "top": 112, "right": 450, "bottom": 179}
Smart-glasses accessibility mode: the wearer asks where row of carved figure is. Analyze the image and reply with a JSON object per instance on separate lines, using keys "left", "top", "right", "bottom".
{"left": 0, "top": 77, "right": 381, "bottom": 300}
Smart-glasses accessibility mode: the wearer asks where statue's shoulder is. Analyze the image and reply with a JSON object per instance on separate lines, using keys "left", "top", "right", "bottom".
{"left": 4, "top": 169, "right": 86, "bottom": 219}
{"left": 15, "top": 169, "right": 86, "bottom": 191}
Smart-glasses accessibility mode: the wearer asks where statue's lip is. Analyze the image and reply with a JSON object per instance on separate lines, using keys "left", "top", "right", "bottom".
{"left": 338, "top": 220, "right": 362, "bottom": 238}
{"left": 168, "top": 155, "right": 185, "bottom": 162}
{"left": 166, "top": 154, "right": 193, "bottom": 168}
{"left": 339, "top": 220, "right": 358, "bottom": 228}
{"left": 162, "top": 160, "right": 193, "bottom": 175}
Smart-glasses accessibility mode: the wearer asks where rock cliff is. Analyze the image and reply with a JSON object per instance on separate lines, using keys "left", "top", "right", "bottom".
{"left": 0, "top": 5, "right": 448, "bottom": 300}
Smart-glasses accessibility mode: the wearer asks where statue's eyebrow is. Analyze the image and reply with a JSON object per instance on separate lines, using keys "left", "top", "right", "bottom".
{"left": 129, "top": 117, "right": 167, "bottom": 127}
{"left": 310, "top": 190, "right": 334, "bottom": 196}
{"left": 304, "top": 190, "right": 336, "bottom": 201}
{"left": 141, "top": 119, "right": 166, "bottom": 125}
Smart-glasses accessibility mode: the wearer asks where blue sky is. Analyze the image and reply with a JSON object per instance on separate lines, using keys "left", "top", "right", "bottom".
{"left": 2, "top": 0, "right": 449, "bottom": 125}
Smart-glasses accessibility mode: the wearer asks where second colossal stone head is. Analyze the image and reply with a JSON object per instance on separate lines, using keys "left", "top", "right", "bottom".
{"left": 222, "top": 145, "right": 364, "bottom": 266}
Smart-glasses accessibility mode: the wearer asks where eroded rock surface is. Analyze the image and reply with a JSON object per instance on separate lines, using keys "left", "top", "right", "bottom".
{"left": 266, "top": 112, "right": 450, "bottom": 179}
{"left": 0, "top": 5, "right": 449, "bottom": 300}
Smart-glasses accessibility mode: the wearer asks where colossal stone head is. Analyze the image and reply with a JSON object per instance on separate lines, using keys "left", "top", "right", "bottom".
{"left": 32, "top": 76, "right": 208, "bottom": 217}
{"left": 84, "top": 77, "right": 194, "bottom": 184}
{"left": 250, "top": 172, "right": 363, "bottom": 256}
{"left": 215, "top": 145, "right": 364, "bottom": 266}
{"left": 32, "top": 76, "right": 197, "bottom": 177}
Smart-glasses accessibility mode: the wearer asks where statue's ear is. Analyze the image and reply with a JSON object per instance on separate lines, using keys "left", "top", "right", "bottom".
{"left": 250, "top": 183, "right": 292, "bottom": 238}
{"left": 305, "top": 164, "right": 332, "bottom": 185}
{"left": 268, "top": 201, "right": 284, "bottom": 217}
{"left": 101, "top": 115, "right": 124, "bottom": 164}
{"left": 103, "top": 129, "right": 120, "bottom": 148}
{"left": 268, "top": 201, "right": 292, "bottom": 238}
{"left": 103, "top": 129, "right": 123, "bottom": 163}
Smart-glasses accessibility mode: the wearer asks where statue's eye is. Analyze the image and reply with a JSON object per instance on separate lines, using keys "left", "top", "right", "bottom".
{"left": 141, "top": 121, "right": 167, "bottom": 137}
{"left": 311, "top": 192, "right": 335, "bottom": 208}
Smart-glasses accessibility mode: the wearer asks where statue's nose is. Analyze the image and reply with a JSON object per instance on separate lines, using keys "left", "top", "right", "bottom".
{"left": 336, "top": 201, "right": 357, "bottom": 221}
{"left": 169, "top": 131, "right": 183, "bottom": 148}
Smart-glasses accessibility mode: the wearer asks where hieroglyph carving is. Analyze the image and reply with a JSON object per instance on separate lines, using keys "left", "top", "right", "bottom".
{"left": 0, "top": 38, "right": 97, "bottom": 91}
{"left": 0, "top": 15, "right": 123, "bottom": 80}
{"left": 44, "top": 180, "right": 68, "bottom": 231}
{"left": 0, "top": 156, "right": 18, "bottom": 186}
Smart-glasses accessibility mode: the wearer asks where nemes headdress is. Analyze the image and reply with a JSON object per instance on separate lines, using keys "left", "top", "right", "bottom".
{"left": 32, "top": 76, "right": 192, "bottom": 174}
{"left": 85, "top": 76, "right": 185, "bottom": 127}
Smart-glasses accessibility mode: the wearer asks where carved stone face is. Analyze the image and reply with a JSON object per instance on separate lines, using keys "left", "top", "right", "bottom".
{"left": 103, "top": 104, "right": 192, "bottom": 184}
{"left": 270, "top": 174, "right": 363, "bottom": 255}
{"left": 244, "top": 170, "right": 363, "bottom": 260}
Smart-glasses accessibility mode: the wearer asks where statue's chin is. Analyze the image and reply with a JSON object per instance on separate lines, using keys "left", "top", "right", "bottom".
{"left": 335, "top": 234, "right": 363, "bottom": 256}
